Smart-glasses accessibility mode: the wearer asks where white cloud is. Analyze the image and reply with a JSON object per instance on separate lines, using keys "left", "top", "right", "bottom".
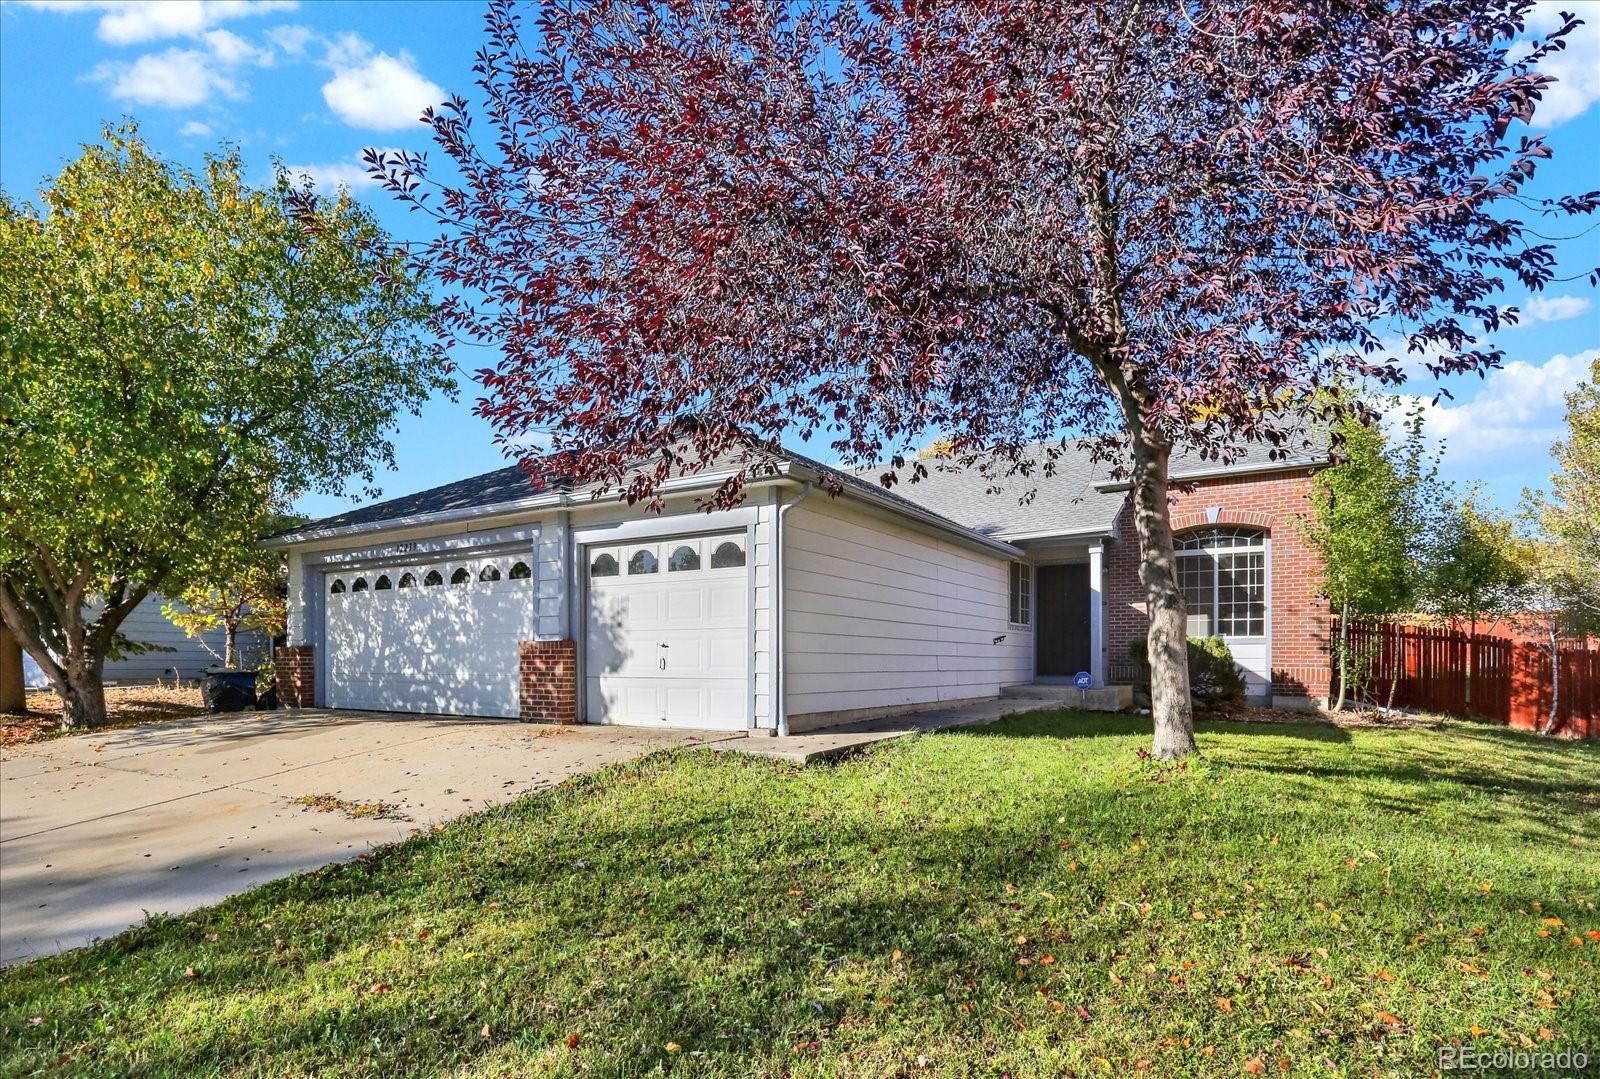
{"left": 280, "top": 154, "right": 385, "bottom": 196}
{"left": 265, "top": 23, "right": 314, "bottom": 57}
{"left": 21, "top": 0, "right": 296, "bottom": 45}
{"left": 1520, "top": 294, "right": 1592, "bottom": 325}
{"left": 1519, "top": 1, "right": 1600, "bottom": 127}
{"left": 320, "top": 39, "right": 444, "bottom": 131}
{"left": 179, "top": 120, "right": 214, "bottom": 137}
{"left": 89, "top": 46, "right": 241, "bottom": 107}
{"left": 1397, "top": 348, "right": 1598, "bottom": 464}
{"left": 85, "top": 20, "right": 275, "bottom": 109}
{"left": 201, "top": 28, "right": 270, "bottom": 66}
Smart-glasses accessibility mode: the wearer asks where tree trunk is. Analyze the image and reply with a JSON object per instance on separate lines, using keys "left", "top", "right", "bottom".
{"left": 1, "top": 622, "right": 25, "bottom": 714}
{"left": 1385, "top": 619, "right": 1400, "bottom": 714}
{"left": 1464, "top": 614, "right": 1476, "bottom": 708}
{"left": 1545, "top": 626, "right": 1561, "bottom": 735}
{"left": 1129, "top": 432, "right": 1197, "bottom": 759}
{"left": 1334, "top": 600, "right": 1350, "bottom": 712}
{"left": 225, "top": 621, "right": 238, "bottom": 669}
{"left": 59, "top": 664, "right": 109, "bottom": 730}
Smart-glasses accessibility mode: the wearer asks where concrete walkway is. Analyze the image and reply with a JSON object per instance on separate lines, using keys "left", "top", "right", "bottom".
{"left": 0, "top": 711, "right": 729, "bottom": 966}
{"left": 723, "top": 695, "right": 1052, "bottom": 764}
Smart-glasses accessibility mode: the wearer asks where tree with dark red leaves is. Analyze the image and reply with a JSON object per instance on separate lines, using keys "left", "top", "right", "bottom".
{"left": 374, "top": 0, "right": 1596, "bottom": 758}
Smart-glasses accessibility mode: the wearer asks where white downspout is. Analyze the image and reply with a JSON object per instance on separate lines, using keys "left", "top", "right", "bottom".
{"left": 773, "top": 480, "right": 814, "bottom": 737}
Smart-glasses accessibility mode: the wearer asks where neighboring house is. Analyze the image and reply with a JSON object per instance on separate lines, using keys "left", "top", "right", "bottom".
{"left": 17, "top": 595, "right": 270, "bottom": 689}
{"left": 265, "top": 438, "right": 1332, "bottom": 733}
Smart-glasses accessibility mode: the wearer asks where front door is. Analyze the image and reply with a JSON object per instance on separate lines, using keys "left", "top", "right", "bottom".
{"left": 1036, "top": 563, "right": 1091, "bottom": 678}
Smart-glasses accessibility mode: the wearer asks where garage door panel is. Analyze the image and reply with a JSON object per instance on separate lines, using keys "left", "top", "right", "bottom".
{"left": 325, "top": 562, "right": 534, "bottom": 719}
{"left": 707, "top": 584, "right": 745, "bottom": 621}
{"left": 584, "top": 536, "right": 749, "bottom": 730}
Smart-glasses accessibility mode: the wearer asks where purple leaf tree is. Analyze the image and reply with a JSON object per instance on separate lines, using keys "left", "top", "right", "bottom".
{"left": 376, "top": 0, "right": 1597, "bottom": 756}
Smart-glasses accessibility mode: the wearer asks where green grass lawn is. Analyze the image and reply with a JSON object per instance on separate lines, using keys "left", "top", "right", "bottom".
{"left": 3, "top": 712, "right": 1598, "bottom": 1077}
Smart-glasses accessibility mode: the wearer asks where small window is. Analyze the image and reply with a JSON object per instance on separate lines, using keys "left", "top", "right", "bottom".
{"left": 590, "top": 552, "right": 619, "bottom": 578}
{"left": 450, "top": 567, "right": 471, "bottom": 585}
{"left": 710, "top": 540, "right": 745, "bottom": 569}
{"left": 329, "top": 578, "right": 346, "bottom": 594}
{"left": 398, "top": 572, "right": 417, "bottom": 589}
{"left": 509, "top": 561, "right": 531, "bottom": 580}
{"left": 479, "top": 565, "right": 502, "bottom": 582}
{"left": 629, "top": 548, "right": 659, "bottom": 574}
{"left": 351, "top": 577, "right": 369, "bottom": 593}
{"left": 423, "top": 569, "right": 444, "bottom": 587}
{"left": 668, "top": 544, "right": 700, "bottom": 572}
{"left": 374, "top": 574, "right": 393, "bottom": 590}
{"left": 1009, "top": 562, "right": 1031, "bottom": 625}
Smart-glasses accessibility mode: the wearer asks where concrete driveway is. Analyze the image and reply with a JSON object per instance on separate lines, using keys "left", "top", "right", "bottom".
{"left": 1, "top": 710, "right": 734, "bottom": 966}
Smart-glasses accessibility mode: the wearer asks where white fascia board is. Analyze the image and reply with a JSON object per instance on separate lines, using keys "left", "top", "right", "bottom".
{"left": 1091, "top": 456, "right": 1329, "bottom": 493}
{"left": 999, "top": 526, "right": 1115, "bottom": 543}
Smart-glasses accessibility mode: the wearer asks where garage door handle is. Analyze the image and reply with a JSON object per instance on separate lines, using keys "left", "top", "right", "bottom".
{"left": 659, "top": 657, "right": 667, "bottom": 670}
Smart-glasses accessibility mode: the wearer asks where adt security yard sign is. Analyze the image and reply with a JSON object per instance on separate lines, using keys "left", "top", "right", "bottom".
{"left": 1073, "top": 671, "right": 1093, "bottom": 690}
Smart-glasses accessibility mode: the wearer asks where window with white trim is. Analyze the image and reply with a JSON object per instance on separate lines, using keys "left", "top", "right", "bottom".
{"left": 1009, "top": 562, "right": 1031, "bottom": 625}
{"left": 1175, "top": 527, "right": 1266, "bottom": 637}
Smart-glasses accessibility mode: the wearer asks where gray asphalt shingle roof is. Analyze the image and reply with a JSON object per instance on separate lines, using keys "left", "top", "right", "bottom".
{"left": 851, "top": 436, "right": 1331, "bottom": 539}
{"left": 275, "top": 433, "right": 1327, "bottom": 545}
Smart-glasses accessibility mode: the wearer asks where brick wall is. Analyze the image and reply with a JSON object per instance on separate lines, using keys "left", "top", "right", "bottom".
{"left": 274, "top": 645, "right": 315, "bottom": 708}
{"left": 1104, "top": 468, "right": 1331, "bottom": 700}
{"left": 519, "top": 639, "right": 578, "bottom": 723}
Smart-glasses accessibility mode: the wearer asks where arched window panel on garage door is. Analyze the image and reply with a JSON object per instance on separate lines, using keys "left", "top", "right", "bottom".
{"left": 668, "top": 542, "right": 701, "bottom": 572}
{"left": 450, "top": 567, "right": 472, "bottom": 585}
{"left": 709, "top": 538, "right": 746, "bottom": 569}
{"left": 509, "top": 561, "right": 532, "bottom": 580}
{"left": 590, "top": 550, "right": 620, "bottom": 578}
{"left": 479, "top": 564, "right": 502, "bottom": 582}
{"left": 628, "top": 547, "right": 659, "bottom": 574}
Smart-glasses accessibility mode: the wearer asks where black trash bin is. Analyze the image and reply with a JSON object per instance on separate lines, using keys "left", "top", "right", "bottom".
{"left": 202, "top": 668, "right": 258, "bottom": 713}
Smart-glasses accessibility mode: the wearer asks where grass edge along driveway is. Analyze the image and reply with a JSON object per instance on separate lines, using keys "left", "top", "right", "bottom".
{"left": 3, "top": 710, "right": 1597, "bottom": 1077}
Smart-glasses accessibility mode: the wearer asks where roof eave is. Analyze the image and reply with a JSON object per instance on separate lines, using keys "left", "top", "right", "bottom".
{"left": 1091, "top": 456, "right": 1330, "bottom": 493}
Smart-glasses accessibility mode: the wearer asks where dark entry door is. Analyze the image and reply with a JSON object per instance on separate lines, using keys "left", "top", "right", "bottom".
{"left": 1036, "top": 563, "right": 1091, "bottom": 677}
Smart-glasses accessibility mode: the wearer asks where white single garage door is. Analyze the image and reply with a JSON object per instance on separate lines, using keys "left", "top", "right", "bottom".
{"left": 324, "top": 553, "right": 535, "bottom": 718}
{"left": 585, "top": 532, "right": 749, "bottom": 730}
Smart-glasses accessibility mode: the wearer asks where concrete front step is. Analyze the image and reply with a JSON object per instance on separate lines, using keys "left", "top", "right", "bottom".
{"left": 1001, "top": 682, "right": 1134, "bottom": 712}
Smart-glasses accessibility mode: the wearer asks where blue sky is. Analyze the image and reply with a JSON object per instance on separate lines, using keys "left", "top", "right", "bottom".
{"left": 2, "top": 0, "right": 1596, "bottom": 521}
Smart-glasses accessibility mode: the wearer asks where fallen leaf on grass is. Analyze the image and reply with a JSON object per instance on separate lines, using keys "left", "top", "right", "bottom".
{"left": 565, "top": 1033, "right": 580, "bottom": 1049}
{"left": 1244, "top": 1058, "right": 1266, "bottom": 1074}
{"left": 1216, "top": 997, "right": 1233, "bottom": 1013}
{"left": 1372, "top": 969, "right": 1395, "bottom": 982}
{"left": 1375, "top": 1011, "right": 1403, "bottom": 1027}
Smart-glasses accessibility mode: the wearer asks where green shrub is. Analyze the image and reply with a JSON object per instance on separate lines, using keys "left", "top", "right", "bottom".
{"left": 1128, "top": 635, "right": 1248, "bottom": 708}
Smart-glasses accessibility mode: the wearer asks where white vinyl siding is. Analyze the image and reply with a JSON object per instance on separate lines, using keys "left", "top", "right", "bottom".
{"left": 101, "top": 595, "right": 269, "bottom": 682}
{"left": 783, "top": 497, "right": 1032, "bottom": 721}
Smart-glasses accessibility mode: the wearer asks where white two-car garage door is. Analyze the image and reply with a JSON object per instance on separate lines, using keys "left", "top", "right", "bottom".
{"left": 324, "top": 553, "right": 535, "bottom": 719}
{"left": 585, "top": 532, "right": 749, "bottom": 730}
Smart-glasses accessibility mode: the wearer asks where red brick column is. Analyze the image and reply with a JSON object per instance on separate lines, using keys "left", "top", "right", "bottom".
{"left": 274, "top": 645, "right": 315, "bottom": 708}
{"left": 519, "top": 640, "right": 578, "bottom": 723}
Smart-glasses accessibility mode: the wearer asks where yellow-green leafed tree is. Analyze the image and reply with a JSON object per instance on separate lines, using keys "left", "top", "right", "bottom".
{"left": 0, "top": 127, "right": 452, "bottom": 729}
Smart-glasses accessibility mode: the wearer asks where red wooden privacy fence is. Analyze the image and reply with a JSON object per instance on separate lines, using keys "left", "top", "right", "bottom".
{"left": 1337, "top": 620, "right": 1598, "bottom": 740}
